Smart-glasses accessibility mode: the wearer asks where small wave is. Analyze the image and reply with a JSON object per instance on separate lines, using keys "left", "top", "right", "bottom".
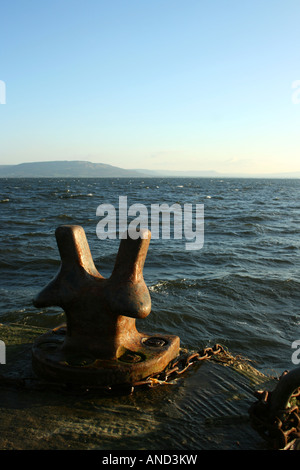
{"left": 0, "top": 198, "right": 9, "bottom": 203}
{"left": 59, "top": 193, "right": 94, "bottom": 199}
{"left": 234, "top": 215, "right": 265, "bottom": 222}
{"left": 57, "top": 214, "right": 73, "bottom": 220}
{"left": 216, "top": 274, "right": 300, "bottom": 298}
{"left": 149, "top": 278, "right": 199, "bottom": 292}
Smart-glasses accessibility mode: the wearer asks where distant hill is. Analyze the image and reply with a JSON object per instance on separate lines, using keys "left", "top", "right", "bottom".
{"left": 0, "top": 160, "right": 299, "bottom": 178}
{"left": 0, "top": 161, "right": 147, "bottom": 178}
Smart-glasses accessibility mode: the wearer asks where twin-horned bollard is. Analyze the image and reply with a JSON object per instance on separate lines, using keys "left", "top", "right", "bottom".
{"left": 32, "top": 225, "right": 180, "bottom": 387}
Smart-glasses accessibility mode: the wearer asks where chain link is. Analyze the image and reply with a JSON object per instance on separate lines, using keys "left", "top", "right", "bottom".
{"left": 249, "top": 386, "right": 300, "bottom": 449}
{"left": 132, "top": 343, "right": 226, "bottom": 389}
{"left": 3, "top": 342, "right": 300, "bottom": 449}
{"left": 0, "top": 344, "right": 226, "bottom": 395}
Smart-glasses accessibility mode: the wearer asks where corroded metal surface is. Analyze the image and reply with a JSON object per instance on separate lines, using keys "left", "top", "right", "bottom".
{"left": 32, "top": 225, "right": 180, "bottom": 385}
{"left": 0, "top": 323, "right": 273, "bottom": 450}
{"left": 249, "top": 367, "right": 300, "bottom": 449}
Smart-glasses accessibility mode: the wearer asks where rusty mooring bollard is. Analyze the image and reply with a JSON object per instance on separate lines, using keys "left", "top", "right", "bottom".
{"left": 32, "top": 225, "right": 180, "bottom": 386}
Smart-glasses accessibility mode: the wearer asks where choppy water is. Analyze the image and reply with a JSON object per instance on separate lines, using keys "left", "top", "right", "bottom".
{"left": 1, "top": 177, "right": 299, "bottom": 374}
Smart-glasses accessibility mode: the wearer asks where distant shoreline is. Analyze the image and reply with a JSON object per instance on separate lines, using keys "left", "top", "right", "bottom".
{"left": 0, "top": 160, "right": 299, "bottom": 179}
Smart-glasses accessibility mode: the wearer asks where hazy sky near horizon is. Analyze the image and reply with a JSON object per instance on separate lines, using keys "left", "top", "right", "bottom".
{"left": 0, "top": 0, "right": 300, "bottom": 174}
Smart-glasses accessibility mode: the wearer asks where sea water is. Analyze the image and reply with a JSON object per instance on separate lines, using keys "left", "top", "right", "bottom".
{"left": 0, "top": 177, "right": 299, "bottom": 374}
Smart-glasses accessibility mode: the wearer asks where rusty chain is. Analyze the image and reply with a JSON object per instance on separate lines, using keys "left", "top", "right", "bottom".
{"left": 132, "top": 343, "right": 226, "bottom": 389}
{"left": 249, "top": 385, "right": 300, "bottom": 450}
{"left": 3, "top": 341, "right": 300, "bottom": 449}
{"left": 0, "top": 343, "right": 226, "bottom": 395}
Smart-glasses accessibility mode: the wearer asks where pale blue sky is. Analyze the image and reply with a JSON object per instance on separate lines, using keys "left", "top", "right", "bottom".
{"left": 0, "top": 0, "right": 300, "bottom": 174}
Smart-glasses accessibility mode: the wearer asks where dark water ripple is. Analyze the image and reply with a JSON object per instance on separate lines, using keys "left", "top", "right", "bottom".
{"left": 0, "top": 177, "right": 299, "bottom": 373}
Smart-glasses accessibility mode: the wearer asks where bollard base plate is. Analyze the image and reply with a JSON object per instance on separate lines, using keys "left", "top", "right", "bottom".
{"left": 32, "top": 324, "right": 180, "bottom": 387}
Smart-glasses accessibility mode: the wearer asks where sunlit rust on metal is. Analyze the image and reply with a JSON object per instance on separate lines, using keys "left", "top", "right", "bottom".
{"left": 32, "top": 225, "right": 180, "bottom": 386}
{"left": 249, "top": 367, "right": 300, "bottom": 449}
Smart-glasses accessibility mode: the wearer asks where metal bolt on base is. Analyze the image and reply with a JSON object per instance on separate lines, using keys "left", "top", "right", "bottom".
{"left": 32, "top": 225, "right": 180, "bottom": 387}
